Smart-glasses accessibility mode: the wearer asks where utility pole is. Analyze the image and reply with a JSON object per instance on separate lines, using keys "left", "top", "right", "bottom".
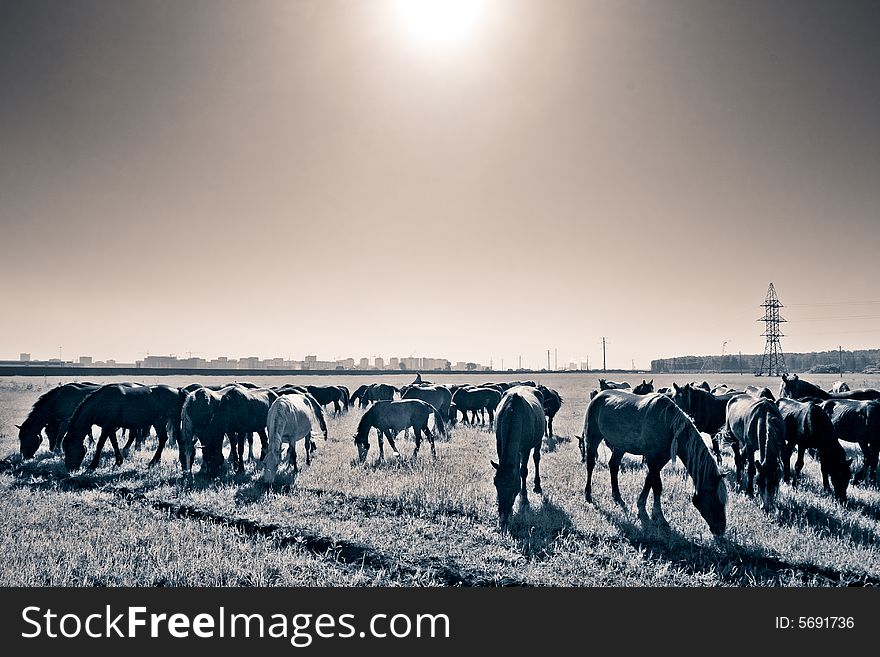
{"left": 602, "top": 338, "right": 607, "bottom": 373}
{"left": 58, "top": 346, "right": 62, "bottom": 362}
{"left": 547, "top": 350, "right": 550, "bottom": 371}
{"left": 839, "top": 345, "right": 843, "bottom": 375}
{"left": 739, "top": 351, "right": 743, "bottom": 376}
{"left": 757, "top": 282, "right": 787, "bottom": 376}
{"left": 554, "top": 348, "right": 557, "bottom": 370}
{"left": 631, "top": 358, "right": 635, "bottom": 372}
{"left": 518, "top": 355, "right": 522, "bottom": 370}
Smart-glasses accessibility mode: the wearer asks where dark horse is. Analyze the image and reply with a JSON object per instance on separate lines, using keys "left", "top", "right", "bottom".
{"left": 671, "top": 383, "right": 738, "bottom": 465}
{"left": 537, "top": 385, "right": 562, "bottom": 437}
{"left": 353, "top": 400, "right": 445, "bottom": 462}
{"left": 62, "top": 384, "right": 186, "bottom": 471}
{"left": 777, "top": 398, "right": 851, "bottom": 502}
{"left": 306, "top": 385, "right": 349, "bottom": 414}
{"left": 18, "top": 382, "right": 100, "bottom": 458}
{"left": 451, "top": 387, "right": 502, "bottom": 426}
{"left": 491, "top": 388, "right": 546, "bottom": 527}
{"left": 582, "top": 390, "right": 727, "bottom": 536}
{"left": 632, "top": 379, "right": 654, "bottom": 395}
{"left": 202, "top": 387, "right": 278, "bottom": 475}
{"left": 400, "top": 384, "right": 454, "bottom": 425}
{"left": 779, "top": 374, "right": 880, "bottom": 402}
{"left": 820, "top": 399, "right": 880, "bottom": 484}
{"left": 721, "top": 394, "right": 786, "bottom": 511}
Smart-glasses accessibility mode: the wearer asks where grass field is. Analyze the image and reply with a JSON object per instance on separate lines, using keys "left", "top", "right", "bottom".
{"left": 1, "top": 372, "right": 879, "bottom": 587}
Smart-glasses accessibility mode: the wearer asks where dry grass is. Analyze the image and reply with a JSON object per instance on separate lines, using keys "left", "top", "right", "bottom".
{"left": 1, "top": 372, "right": 879, "bottom": 586}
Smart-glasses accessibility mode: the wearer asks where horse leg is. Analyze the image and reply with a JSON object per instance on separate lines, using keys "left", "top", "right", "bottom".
{"left": 746, "top": 452, "right": 756, "bottom": 497}
{"left": 584, "top": 441, "right": 598, "bottom": 502}
{"left": 636, "top": 471, "right": 652, "bottom": 527}
{"left": 649, "top": 466, "right": 669, "bottom": 530}
{"left": 108, "top": 432, "right": 123, "bottom": 466}
{"left": 782, "top": 441, "right": 794, "bottom": 484}
{"left": 304, "top": 435, "right": 312, "bottom": 466}
{"left": 425, "top": 427, "right": 436, "bottom": 458}
{"left": 731, "top": 441, "right": 744, "bottom": 491}
{"left": 532, "top": 447, "right": 542, "bottom": 494}
{"left": 548, "top": 415, "right": 554, "bottom": 438}
{"left": 122, "top": 429, "right": 135, "bottom": 453}
{"left": 609, "top": 449, "right": 625, "bottom": 507}
{"left": 258, "top": 429, "right": 269, "bottom": 460}
{"left": 519, "top": 456, "right": 530, "bottom": 507}
{"left": 149, "top": 426, "right": 169, "bottom": 467}
{"left": 385, "top": 430, "right": 401, "bottom": 458}
{"left": 412, "top": 427, "right": 422, "bottom": 459}
{"left": 88, "top": 428, "right": 112, "bottom": 470}
{"left": 794, "top": 444, "right": 806, "bottom": 489}
{"left": 290, "top": 440, "right": 298, "bottom": 473}
{"left": 377, "top": 430, "right": 385, "bottom": 461}
{"left": 488, "top": 407, "right": 495, "bottom": 429}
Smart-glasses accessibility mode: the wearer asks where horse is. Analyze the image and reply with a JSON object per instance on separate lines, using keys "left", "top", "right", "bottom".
{"left": 820, "top": 399, "right": 880, "bottom": 484}
{"left": 581, "top": 390, "right": 727, "bottom": 536}
{"left": 273, "top": 388, "right": 328, "bottom": 440}
{"left": 62, "top": 384, "right": 186, "bottom": 471}
{"left": 776, "top": 398, "right": 851, "bottom": 502}
{"left": 598, "top": 379, "right": 631, "bottom": 390}
{"left": 262, "top": 394, "right": 324, "bottom": 484}
{"left": 536, "top": 385, "right": 562, "bottom": 437}
{"left": 178, "top": 385, "right": 238, "bottom": 479}
{"left": 491, "top": 387, "right": 546, "bottom": 527}
{"left": 451, "top": 387, "right": 502, "bottom": 426}
{"left": 365, "top": 383, "right": 397, "bottom": 405}
{"left": 670, "top": 383, "right": 738, "bottom": 465}
{"left": 350, "top": 384, "right": 370, "bottom": 408}
{"left": 306, "top": 385, "right": 348, "bottom": 414}
{"left": 352, "top": 400, "right": 444, "bottom": 462}
{"left": 831, "top": 381, "right": 850, "bottom": 393}
{"left": 202, "top": 387, "right": 278, "bottom": 474}
{"left": 632, "top": 379, "right": 654, "bottom": 395}
{"left": 721, "top": 394, "right": 786, "bottom": 511}
{"left": 400, "top": 385, "right": 453, "bottom": 427}
{"left": 745, "top": 385, "right": 776, "bottom": 400}
{"left": 779, "top": 373, "right": 880, "bottom": 402}
{"left": 17, "top": 382, "right": 101, "bottom": 458}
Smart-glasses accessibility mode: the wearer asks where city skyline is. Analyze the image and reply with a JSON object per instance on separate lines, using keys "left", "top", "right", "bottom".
{"left": 2, "top": 1, "right": 879, "bottom": 371}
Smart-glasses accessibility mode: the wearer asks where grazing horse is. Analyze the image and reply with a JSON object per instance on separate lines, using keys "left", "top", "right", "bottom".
{"left": 62, "top": 384, "right": 186, "bottom": 471}
{"left": 365, "top": 383, "right": 397, "bottom": 405}
{"left": 721, "top": 395, "right": 786, "bottom": 511}
{"left": 400, "top": 385, "right": 454, "bottom": 427}
{"left": 598, "top": 379, "right": 631, "bottom": 390}
{"left": 451, "top": 387, "right": 502, "bottom": 426}
{"left": 632, "top": 379, "right": 654, "bottom": 395}
{"left": 179, "top": 386, "right": 234, "bottom": 479}
{"left": 18, "top": 382, "right": 100, "bottom": 458}
{"left": 353, "top": 400, "right": 444, "bottom": 462}
{"left": 671, "top": 383, "right": 738, "bottom": 465}
{"left": 350, "top": 384, "right": 369, "bottom": 408}
{"left": 491, "top": 388, "right": 546, "bottom": 527}
{"left": 262, "top": 395, "right": 324, "bottom": 484}
{"left": 820, "top": 399, "right": 880, "bottom": 484}
{"left": 203, "top": 387, "right": 278, "bottom": 474}
{"left": 831, "top": 381, "right": 850, "bottom": 393}
{"left": 306, "top": 385, "right": 348, "bottom": 414}
{"left": 273, "top": 388, "right": 329, "bottom": 441}
{"left": 777, "top": 398, "right": 851, "bottom": 502}
{"left": 536, "top": 385, "right": 562, "bottom": 437}
{"left": 779, "top": 373, "right": 880, "bottom": 402}
{"left": 581, "top": 390, "right": 727, "bottom": 536}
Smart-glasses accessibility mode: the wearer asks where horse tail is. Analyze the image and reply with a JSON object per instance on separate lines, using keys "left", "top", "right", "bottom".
{"left": 432, "top": 406, "right": 447, "bottom": 439}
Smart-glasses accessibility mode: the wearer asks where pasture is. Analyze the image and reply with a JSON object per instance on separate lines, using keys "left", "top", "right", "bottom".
{"left": 1, "top": 372, "right": 879, "bottom": 587}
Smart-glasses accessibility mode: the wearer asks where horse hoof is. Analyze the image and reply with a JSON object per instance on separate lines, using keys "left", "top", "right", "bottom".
{"left": 534, "top": 485, "right": 543, "bottom": 494}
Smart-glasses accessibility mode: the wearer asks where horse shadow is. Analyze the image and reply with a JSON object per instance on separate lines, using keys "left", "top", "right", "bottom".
{"left": 542, "top": 434, "right": 571, "bottom": 453}
{"left": 773, "top": 493, "right": 880, "bottom": 548}
{"left": 507, "top": 496, "right": 575, "bottom": 559}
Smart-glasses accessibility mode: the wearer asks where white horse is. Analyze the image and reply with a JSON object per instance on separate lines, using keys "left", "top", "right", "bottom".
{"left": 263, "top": 394, "right": 323, "bottom": 484}
{"left": 831, "top": 381, "right": 850, "bottom": 393}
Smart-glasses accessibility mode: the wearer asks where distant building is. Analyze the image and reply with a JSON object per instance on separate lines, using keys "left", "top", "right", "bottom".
{"left": 142, "top": 355, "right": 179, "bottom": 368}
{"left": 240, "top": 356, "right": 261, "bottom": 369}
{"left": 358, "top": 357, "right": 370, "bottom": 369}
{"left": 389, "top": 357, "right": 399, "bottom": 369}
{"left": 79, "top": 356, "right": 93, "bottom": 366}
{"left": 374, "top": 357, "right": 384, "bottom": 370}
{"left": 19, "top": 353, "right": 30, "bottom": 362}
{"left": 337, "top": 358, "right": 355, "bottom": 369}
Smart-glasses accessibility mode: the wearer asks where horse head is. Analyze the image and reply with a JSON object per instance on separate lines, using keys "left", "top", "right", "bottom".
{"left": 17, "top": 423, "right": 42, "bottom": 460}
{"left": 491, "top": 460, "right": 519, "bottom": 528}
{"left": 63, "top": 432, "right": 87, "bottom": 471}
{"left": 691, "top": 469, "right": 727, "bottom": 536}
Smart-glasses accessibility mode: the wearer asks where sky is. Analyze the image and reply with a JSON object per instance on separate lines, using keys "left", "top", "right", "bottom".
{"left": 2, "top": 0, "right": 879, "bottom": 370}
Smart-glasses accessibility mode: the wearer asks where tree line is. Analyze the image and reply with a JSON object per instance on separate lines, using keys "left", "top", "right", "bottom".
{"left": 650, "top": 349, "right": 880, "bottom": 374}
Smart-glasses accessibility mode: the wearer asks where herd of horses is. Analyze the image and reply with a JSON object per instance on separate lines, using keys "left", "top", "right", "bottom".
{"left": 13, "top": 372, "right": 880, "bottom": 537}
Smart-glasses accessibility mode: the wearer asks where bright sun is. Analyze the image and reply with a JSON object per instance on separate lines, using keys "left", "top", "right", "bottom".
{"left": 393, "top": 0, "right": 489, "bottom": 50}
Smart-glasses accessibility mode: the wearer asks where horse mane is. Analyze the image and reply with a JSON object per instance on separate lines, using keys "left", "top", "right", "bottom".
{"left": 664, "top": 401, "right": 726, "bottom": 504}
{"left": 354, "top": 404, "right": 378, "bottom": 444}
{"left": 20, "top": 384, "right": 74, "bottom": 430}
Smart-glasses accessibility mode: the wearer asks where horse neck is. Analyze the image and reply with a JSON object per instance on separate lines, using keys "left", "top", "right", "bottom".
{"left": 676, "top": 425, "right": 714, "bottom": 492}
{"left": 68, "top": 397, "right": 98, "bottom": 437}
{"left": 20, "top": 400, "right": 51, "bottom": 433}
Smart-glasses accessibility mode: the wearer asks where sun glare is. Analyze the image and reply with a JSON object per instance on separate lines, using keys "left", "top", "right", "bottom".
{"left": 393, "top": 0, "right": 489, "bottom": 51}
